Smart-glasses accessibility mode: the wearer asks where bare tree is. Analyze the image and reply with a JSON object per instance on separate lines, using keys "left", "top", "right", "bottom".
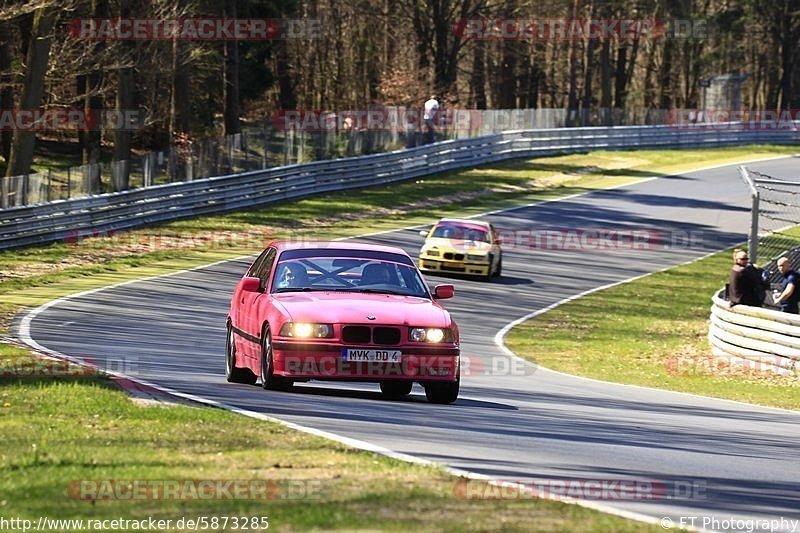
{"left": 5, "top": 6, "right": 57, "bottom": 178}
{"left": 223, "top": 0, "right": 240, "bottom": 135}
{"left": 0, "top": 19, "right": 14, "bottom": 161}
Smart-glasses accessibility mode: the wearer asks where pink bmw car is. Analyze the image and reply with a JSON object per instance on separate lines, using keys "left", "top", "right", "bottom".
{"left": 226, "top": 241, "right": 460, "bottom": 403}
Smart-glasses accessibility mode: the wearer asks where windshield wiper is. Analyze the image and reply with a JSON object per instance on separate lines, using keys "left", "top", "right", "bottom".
{"left": 274, "top": 286, "right": 357, "bottom": 293}
{"left": 358, "top": 288, "right": 416, "bottom": 296}
{"left": 273, "top": 287, "right": 327, "bottom": 293}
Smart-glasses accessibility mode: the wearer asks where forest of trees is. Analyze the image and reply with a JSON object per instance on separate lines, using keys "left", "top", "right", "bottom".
{"left": 0, "top": 0, "right": 798, "bottom": 185}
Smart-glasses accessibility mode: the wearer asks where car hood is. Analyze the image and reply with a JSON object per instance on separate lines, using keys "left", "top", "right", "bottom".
{"left": 423, "top": 237, "right": 492, "bottom": 253}
{"left": 273, "top": 292, "right": 451, "bottom": 327}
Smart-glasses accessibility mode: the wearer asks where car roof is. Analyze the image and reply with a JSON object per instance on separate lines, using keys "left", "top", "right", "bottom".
{"left": 435, "top": 218, "right": 491, "bottom": 229}
{"left": 269, "top": 240, "right": 411, "bottom": 256}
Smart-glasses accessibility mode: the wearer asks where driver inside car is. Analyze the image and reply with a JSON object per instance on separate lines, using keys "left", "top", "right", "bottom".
{"left": 276, "top": 263, "right": 309, "bottom": 289}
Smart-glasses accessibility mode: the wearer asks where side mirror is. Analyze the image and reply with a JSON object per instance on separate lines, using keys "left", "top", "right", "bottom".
{"left": 241, "top": 276, "right": 262, "bottom": 293}
{"left": 433, "top": 284, "right": 455, "bottom": 299}
{"left": 419, "top": 229, "right": 429, "bottom": 237}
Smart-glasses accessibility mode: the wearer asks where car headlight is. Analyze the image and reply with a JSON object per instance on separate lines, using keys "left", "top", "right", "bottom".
{"left": 279, "top": 322, "right": 333, "bottom": 338}
{"left": 466, "top": 254, "right": 487, "bottom": 262}
{"left": 410, "top": 327, "right": 451, "bottom": 343}
{"left": 423, "top": 248, "right": 440, "bottom": 257}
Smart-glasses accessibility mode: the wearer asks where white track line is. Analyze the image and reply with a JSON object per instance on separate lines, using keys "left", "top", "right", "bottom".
{"left": 14, "top": 153, "right": 794, "bottom": 528}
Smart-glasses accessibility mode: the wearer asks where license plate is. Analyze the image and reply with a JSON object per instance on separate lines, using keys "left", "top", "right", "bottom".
{"left": 341, "top": 348, "right": 401, "bottom": 362}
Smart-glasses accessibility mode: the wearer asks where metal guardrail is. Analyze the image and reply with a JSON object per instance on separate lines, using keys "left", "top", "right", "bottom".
{"left": 709, "top": 290, "right": 800, "bottom": 375}
{"left": 1, "top": 124, "right": 797, "bottom": 250}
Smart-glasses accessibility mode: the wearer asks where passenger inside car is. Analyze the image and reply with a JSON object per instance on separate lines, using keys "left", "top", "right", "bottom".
{"left": 360, "top": 263, "right": 392, "bottom": 285}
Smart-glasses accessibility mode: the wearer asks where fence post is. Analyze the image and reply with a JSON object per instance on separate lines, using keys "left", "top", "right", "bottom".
{"left": 739, "top": 165, "right": 759, "bottom": 264}
{"left": 143, "top": 154, "right": 153, "bottom": 187}
{"left": 261, "top": 122, "right": 267, "bottom": 169}
{"left": 22, "top": 173, "right": 29, "bottom": 206}
{"left": 186, "top": 144, "right": 194, "bottom": 181}
{"left": 47, "top": 169, "right": 52, "bottom": 202}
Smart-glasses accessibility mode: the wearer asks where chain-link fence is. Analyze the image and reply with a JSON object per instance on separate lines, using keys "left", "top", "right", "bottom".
{"left": 1, "top": 106, "right": 787, "bottom": 209}
{"left": 0, "top": 106, "right": 634, "bottom": 208}
{"left": 741, "top": 168, "right": 800, "bottom": 285}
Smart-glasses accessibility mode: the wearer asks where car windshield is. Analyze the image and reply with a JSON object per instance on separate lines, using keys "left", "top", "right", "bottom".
{"left": 431, "top": 224, "right": 489, "bottom": 243}
{"left": 271, "top": 256, "right": 430, "bottom": 298}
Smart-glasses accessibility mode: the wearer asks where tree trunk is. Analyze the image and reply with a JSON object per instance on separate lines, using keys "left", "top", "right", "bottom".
{"left": 0, "top": 21, "right": 13, "bottom": 161}
{"left": 5, "top": 8, "right": 57, "bottom": 178}
{"left": 170, "top": 37, "right": 191, "bottom": 134}
{"left": 276, "top": 40, "right": 296, "bottom": 110}
{"left": 776, "top": 1, "right": 799, "bottom": 110}
{"left": 81, "top": 0, "right": 109, "bottom": 194}
{"left": 599, "top": 37, "right": 612, "bottom": 125}
{"left": 658, "top": 37, "right": 673, "bottom": 110}
{"left": 223, "top": 0, "right": 240, "bottom": 135}
{"left": 496, "top": 39, "right": 517, "bottom": 108}
{"left": 581, "top": 24, "right": 597, "bottom": 125}
{"left": 565, "top": 0, "right": 582, "bottom": 126}
{"left": 112, "top": 0, "right": 135, "bottom": 192}
{"left": 468, "top": 38, "right": 486, "bottom": 109}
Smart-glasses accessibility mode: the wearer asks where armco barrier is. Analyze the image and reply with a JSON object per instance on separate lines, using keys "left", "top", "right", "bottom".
{"left": 709, "top": 289, "right": 800, "bottom": 374}
{"left": 1, "top": 124, "right": 797, "bottom": 250}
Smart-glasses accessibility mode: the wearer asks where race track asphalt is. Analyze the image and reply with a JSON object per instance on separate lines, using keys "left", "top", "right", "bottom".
{"left": 21, "top": 155, "right": 800, "bottom": 531}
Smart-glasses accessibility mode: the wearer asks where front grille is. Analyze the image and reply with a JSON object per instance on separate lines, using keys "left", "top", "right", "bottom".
{"left": 373, "top": 327, "right": 401, "bottom": 345}
{"left": 442, "top": 252, "right": 465, "bottom": 261}
{"left": 440, "top": 264, "right": 465, "bottom": 272}
{"left": 342, "top": 326, "right": 371, "bottom": 343}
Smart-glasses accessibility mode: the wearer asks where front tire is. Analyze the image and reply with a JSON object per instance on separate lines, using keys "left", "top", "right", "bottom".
{"left": 482, "top": 254, "right": 494, "bottom": 282}
{"left": 424, "top": 375, "right": 459, "bottom": 404}
{"left": 226, "top": 323, "right": 257, "bottom": 385}
{"left": 260, "top": 326, "right": 292, "bottom": 391}
{"left": 380, "top": 380, "right": 413, "bottom": 399}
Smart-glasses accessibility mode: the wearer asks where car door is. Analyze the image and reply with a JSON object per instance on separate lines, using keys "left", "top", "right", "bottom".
{"left": 234, "top": 247, "right": 274, "bottom": 358}
{"left": 243, "top": 247, "right": 277, "bottom": 357}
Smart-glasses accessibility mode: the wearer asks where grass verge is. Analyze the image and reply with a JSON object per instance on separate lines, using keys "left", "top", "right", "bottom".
{"left": 504, "top": 248, "right": 800, "bottom": 411}
{"left": 0, "top": 344, "right": 658, "bottom": 532}
{"left": 0, "top": 145, "right": 796, "bottom": 530}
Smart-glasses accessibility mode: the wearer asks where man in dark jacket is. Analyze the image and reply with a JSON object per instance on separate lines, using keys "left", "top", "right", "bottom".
{"left": 729, "top": 249, "right": 763, "bottom": 307}
{"left": 773, "top": 256, "right": 799, "bottom": 313}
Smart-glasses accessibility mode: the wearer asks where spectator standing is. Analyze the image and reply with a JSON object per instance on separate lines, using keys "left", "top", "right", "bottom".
{"left": 423, "top": 95, "right": 439, "bottom": 144}
{"left": 773, "top": 256, "right": 799, "bottom": 313}
{"left": 729, "top": 249, "right": 763, "bottom": 307}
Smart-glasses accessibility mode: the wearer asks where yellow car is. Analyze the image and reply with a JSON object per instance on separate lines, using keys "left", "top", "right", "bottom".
{"left": 418, "top": 218, "right": 502, "bottom": 281}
